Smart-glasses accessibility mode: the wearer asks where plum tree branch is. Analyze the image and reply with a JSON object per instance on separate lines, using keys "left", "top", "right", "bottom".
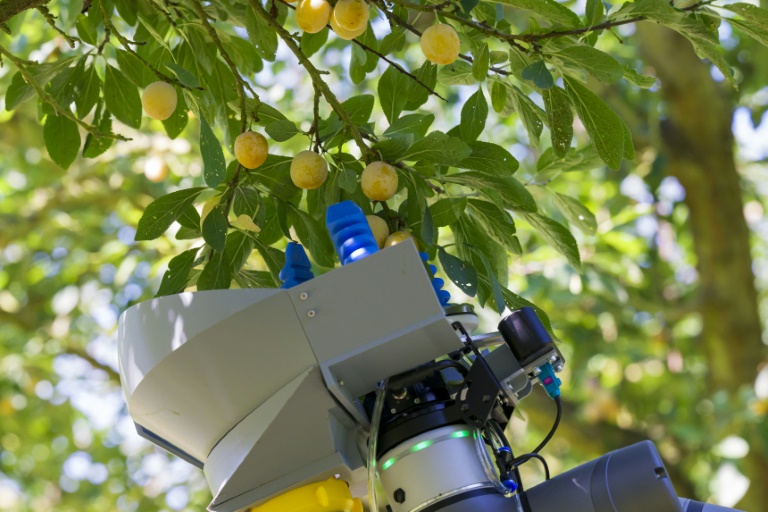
{"left": 0, "top": 44, "right": 128, "bottom": 140}
{"left": 0, "top": 0, "right": 47, "bottom": 26}
{"left": 249, "top": 0, "right": 371, "bottom": 161}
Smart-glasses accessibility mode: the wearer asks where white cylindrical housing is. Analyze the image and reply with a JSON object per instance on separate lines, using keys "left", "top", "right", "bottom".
{"left": 378, "top": 425, "right": 494, "bottom": 512}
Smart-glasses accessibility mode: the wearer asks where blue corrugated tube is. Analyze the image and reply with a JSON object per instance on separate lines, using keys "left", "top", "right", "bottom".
{"left": 419, "top": 252, "right": 451, "bottom": 306}
{"left": 326, "top": 201, "right": 379, "bottom": 265}
{"left": 279, "top": 242, "right": 314, "bottom": 288}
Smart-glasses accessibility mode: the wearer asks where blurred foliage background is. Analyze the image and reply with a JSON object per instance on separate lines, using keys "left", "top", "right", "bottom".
{"left": 0, "top": 0, "right": 767, "bottom": 511}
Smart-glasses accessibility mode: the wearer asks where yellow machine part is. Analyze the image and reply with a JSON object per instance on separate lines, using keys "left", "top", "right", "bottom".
{"left": 249, "top": 477, "right": 364, "bottom": 512}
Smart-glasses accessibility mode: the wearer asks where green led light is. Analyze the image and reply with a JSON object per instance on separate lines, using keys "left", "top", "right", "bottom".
{"left": 411, "top": 440, "right": 433, "bottom": 453}
{"left": 381, "top": 458, "right": 396, "bottom": 471}
{"left": 450, "top": 430, "right": 471, "bottom": 439}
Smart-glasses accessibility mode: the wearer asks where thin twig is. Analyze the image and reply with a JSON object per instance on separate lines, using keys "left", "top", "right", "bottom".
{"left": 98, "top": 0, "right": 202, "bottom": 91}
{"left": 0, "top": 43, "right": 128, "bottom": 140}
{"left": 36, "top": 4, "right": 79, "bottom": 47}
{"left": 249, "top": 0, "right": 371, "bottom": 161}
{"left": 312, "top": 84, "right": 321, "bottom": 152}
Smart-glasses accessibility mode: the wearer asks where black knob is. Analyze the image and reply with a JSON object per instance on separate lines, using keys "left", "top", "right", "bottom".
{"left": 393, "top": 488, "right": 406, "bottom": 504}
{"left": 498, "top": 307, "right": 553, "bottom": 367}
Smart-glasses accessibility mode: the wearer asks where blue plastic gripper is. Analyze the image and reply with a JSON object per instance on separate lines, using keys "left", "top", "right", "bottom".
{"left": 326, "top": 201, "right": 379, "bottom": 265}
{"left": 279, "top": 242, "right": 314, "bottom": 289}
{"left": 420, "top": 252, "right": 451, "bottom": 306}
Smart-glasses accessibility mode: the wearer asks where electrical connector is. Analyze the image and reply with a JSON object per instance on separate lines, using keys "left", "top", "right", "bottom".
{"left": 538, "top": 362, "right": 562, "bottom": 399}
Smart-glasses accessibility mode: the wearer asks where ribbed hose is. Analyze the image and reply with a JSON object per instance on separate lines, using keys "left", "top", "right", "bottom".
{"left": 367, "top": 379, "right": 388, "bottom": 512}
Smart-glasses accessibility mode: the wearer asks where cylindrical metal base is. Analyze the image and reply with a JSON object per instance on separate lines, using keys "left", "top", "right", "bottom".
{"left": 378, "top": 425, "right": 497, "bottom": 512}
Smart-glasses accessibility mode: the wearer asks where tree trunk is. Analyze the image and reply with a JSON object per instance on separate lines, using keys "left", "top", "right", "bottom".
{"left": 637, "top": 23, "right": 767, "bottom": 511}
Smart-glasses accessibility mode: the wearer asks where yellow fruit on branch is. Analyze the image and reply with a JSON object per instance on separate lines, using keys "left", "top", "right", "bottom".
{"left": 330, "top": 9, "right": 367, "bottom": 40}
{"left": 290, "top": 150, "right": 329, "bottom": 189}
{"left": 384, "top": 230, "right": 413, "bottom": 248}
{"left": 141, "top": 81, "right": 178, "bottom": 121}
{"left": 296, "top": 0, "right": 332, "bottom": 34}
{"left": 234, "top": 131, "right": 269, "bottom": 169}
{"left": 361, "top": 161, "right": 398, "bottom": 201}
{"left": 420, "top": 24, "right": 460, "bottom": 65}
{"left": 366, "top": 215, "right": 390, "bottom": 249}
{"left": 332, "top": 0, "right": 369, "bottom": 32}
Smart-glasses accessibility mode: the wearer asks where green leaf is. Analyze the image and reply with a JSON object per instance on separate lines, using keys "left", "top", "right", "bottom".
{"left": 621, "top": 119, "right": 635, "bottom": 160}
{"left": 445, "top": 171, "right": 536, "bottom": 212}
{"left": 405, "top": 62, "right": 437, "bottom": 111}
{"left": 490, "top": 0, "right": 581, "bottom": 27}
{"left": 521, "top": 60, "right": 555, "bottom": 89}
{"left": 430, "top": 198, "right": 468, "bottom": 227}
{"left": 403, "top": 131, "right": 471, "bottom": 165}
{"left": 379, "top": 28, "right": 406, "bottom": 56}
{"left": 162, "top": 88, "right": 189, "bottom": 140}
{"left": 136, "top": 188, "right": 206, "bottom": 241}
{"left": 550, "top": 44, "right": 623, "bottom": 83}
{"left": 44, "top": 114, "right": 81, "bottom": 169}
{"left": 254, "top": 241, "right": 285, "bottom": 286}
{"left": 460, "top": 89, "right": 488, "bottom": 142}
{"left": 301, "top": 27, "right": 329, "bottom": 57}
{"left": 585, "top": 0, "right": 604, "bottom": 26}
{"left": 350, "top": 43, "right": 368, "bottom": 84}
{"left": 472, "top": 43, "right": 490, "bottom": 81}
{"left": 373, "top": 134, "right": 414, "bottom": 161}
{"left": 202, "top": 205, "right": 228, "bottom": 252}
{"left": 265, "top": 120, "right": 301, "bottom": 142}
{"left": 288, "top": 207, "right": 335, "bottom": 267}
{"left": 491, "top": 80, "right": 506, "bottom": 113}
{"left": 623, "top": 66, "right": 656, "bottom": 88}
{"left": 137, "top": 13, "right": 171, "bottom": 52}
{"left": 552, "top": 193, "right": 596, "bottom": 234}
{"left": 83, "top": 115, "right": 115, "bottom": 158}
{"left": 384, "top": 113, "right": 435, "bottom": 138}
{"left": 113, "top": 0, "right": 138, "bottom": 25}
{"left": 459, "top": 140, "right": 519, "bottom": 175}
{"left": 438, "top": 248, "right": 478, "bottom": 296}
{"left": 341, "top": 95, "right": 375, "bottom": 124}
{"left": 75, "top": 65, "right": 101, "bottom": 118}
{"left": 199, "top": 115, "right": 227, "bottom": 188}
{"left": 104, "top": 65, "right": 142, "bottom": 129}
{"left": 224, "top": 230, "right": 254, "bottom": 274}
{"left": 564, "top": 76, "right": 624, "bottom": 170}
{"left": 338, "top": 169, "right": 358, "bottom": 193}
{"left": 197, "top": 251, "right": 232, "bottom": 290}
{"left": 437, "top": 61, "right": 476, "bottom": 86}
{"left": 509, "top": 84, "right": 545, "bottom": 145}
{"left": 725, "top": 4, "right": 768, "bottom": 46}
{"left": 233, "top": 187, "right": 261, "bottom": 217}
{"left": 156, "top": 249, "right": 198, "bottom": 296}
{"left": 523, "top": 212, "right": 581, "bottom": 269}
{"left": 235, "top": 270, "right": 275, "bottom": 289}
{"left": 115, "top": 49, "right": 150, "bottom": 87}
{"left": 177, "top": 204, "right": 201, "bottom": 230}
{"left": 378, "top": 66, "right": 410, "bottom": 124}
{"left": 467, "top": 199, "right": 521, "bottom": 255}
{"left": 165, "top": 62, "right": 201, "bottom": 89}
{"left": 245, "top": 6, "right": 278, "bottom": 60}
{"left": 421, "top": 205, "right": 435, "bottom": 245}
{"left": 542, "top": 86, "right": 573, "bottom": 158}
{"left": 6, "top": 59, "right": 77, "bottom": 111}
{"left": 252, "top": 155, "right": 302, "bottom": 202}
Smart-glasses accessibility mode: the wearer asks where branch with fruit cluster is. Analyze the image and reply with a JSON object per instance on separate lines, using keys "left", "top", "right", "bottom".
{"left": 1, "top": 0, "right": 766, "bottom": 319}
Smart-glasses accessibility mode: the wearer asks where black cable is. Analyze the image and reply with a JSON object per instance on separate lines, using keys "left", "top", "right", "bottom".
{"left": 486, "top": 419, "right": 525, "bottom": 492}
{"left": 509, "top": 452, "right": 550, "bottom": 480}
{"left": 531, "top": 395, "right": 561, "bottom": 454}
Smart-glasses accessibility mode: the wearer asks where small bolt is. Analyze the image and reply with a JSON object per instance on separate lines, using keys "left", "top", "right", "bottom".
{"left": 299, "top": 292, "right": 308, "bottom": 300}
{"left": 307, "top": 309, "right": 316, "bottom": 318}
{"left": 532, "top": 367, "right": 541, "bottom": 376}
{"left": 337, "top": 379, "right": 344, "bottom": 386}
{"left": 482, "top": 394, "right": 491, "bottom": 403}
{"left": 460, "top": 404, "right": 470, "bottom": 412}
{"left": 390, "top": 408, "right": 397, "bottom": 414}
{"left": 413, "top": 398, "right": 420, "bottom": 404}
{"left": 554, "top": 364, "right": 563, "bottom": 373}
{"left": 550, "top": 355, "right": 558, "bottom": 363}
{"left": 394, "top": 488, "right": 406, "bottom": 504}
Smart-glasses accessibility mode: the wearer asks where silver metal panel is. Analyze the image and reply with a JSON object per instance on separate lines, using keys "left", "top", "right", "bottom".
{"left": 206, "top": 367, "right": 364, "bottom": 511}
{"left": 121, "top": 290, "right": 317, "bottom": 462}
{"left": 288, "top": 241, "right": 462, "bottom": 421}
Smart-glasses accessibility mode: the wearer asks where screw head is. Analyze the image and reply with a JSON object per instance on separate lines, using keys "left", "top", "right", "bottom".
{"left": 532, "top": 367, "right": 541, "bottom": 376}
{"left": 554, "top": 364, "right": 564, "bottom": 373}
{"left": 413, "top": 398, "right": 421, "bottom": 404}
{"left": 307, "top": 309, "right": 316, "bottom": 318}
{"left": 337, "top": 379, "right": 344, "bottom": 386}
{"left": 390, "top": 408, "right": 397, "bottom": 414}
{"left": 460, "top": 404, "right": 470, "bottom": 412}
{"left": 482, "top": 394, "right": 491, "bottom": 403}
{"left": 300, "top": 292, "right": 308, "bottom": 300}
